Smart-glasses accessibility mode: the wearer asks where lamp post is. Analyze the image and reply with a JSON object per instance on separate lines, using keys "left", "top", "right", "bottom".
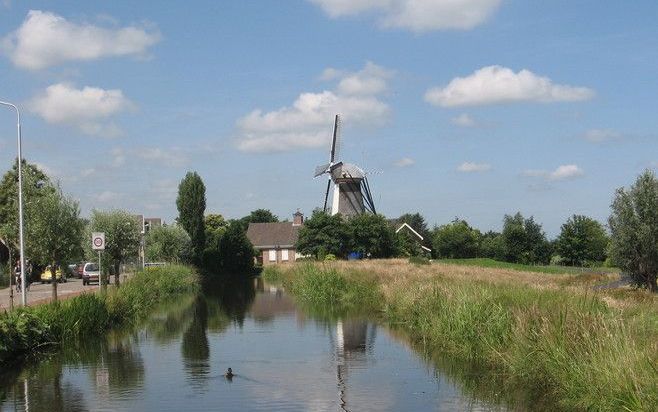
{"left": 0, "top": 101, "right": 27, "bottom": 306}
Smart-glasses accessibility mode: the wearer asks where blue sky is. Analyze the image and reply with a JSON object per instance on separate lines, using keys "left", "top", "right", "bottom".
{"left": 0, "top": 0, "right": 657, "bottom": 236}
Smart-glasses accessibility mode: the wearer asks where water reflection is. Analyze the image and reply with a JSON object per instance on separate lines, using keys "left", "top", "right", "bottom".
{"left": 181, "top": 296, "right": 210, "bottom": 389}
{"left": 0, "top": 277, "right": 512, "bottom": 411}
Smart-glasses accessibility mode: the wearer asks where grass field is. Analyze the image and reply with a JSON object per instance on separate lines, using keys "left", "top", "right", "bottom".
{"left": 436, "top": 257, "right": 618, "bottom": 275}
{"left": 264, "top": 259, "right": 658, "bottom": 411}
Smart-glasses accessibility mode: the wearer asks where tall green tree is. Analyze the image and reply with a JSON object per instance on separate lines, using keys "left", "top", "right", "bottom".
{"left": 501, "top": 213, "right": 551, "bottom": 264}
{"left": 0, "top": 160, "right": 54, "bottom": 257}
{"left": 346, "top": 213, "right": 397, "bottom": 258}
{"left": 556, "top": 215, "right": 608, "bottom": 266}
{"left": 432, "top": 219, "right": 480, "bottom": 259}
{"left": 26, "top": 186, "right": 84, "bottom": 300}
{"left": 296, "top": 210, "right": 349, "bottom": 259}
{"left": 89, "top": 210, "right": 141, "bottom": 286}
{"left": 478, "top": 231, "right": 505, "bottom": 260}
{"left": 145, "top": 225, "right": 191, "bottom": 263}
{"left": 216, "top": 222, "right": 255, "bottom": 273}
{"left": 176, "top": 172, "right": 206, "bottom": 265}
{"left": 609, "top": 170, "right": 658, "bottom": 291}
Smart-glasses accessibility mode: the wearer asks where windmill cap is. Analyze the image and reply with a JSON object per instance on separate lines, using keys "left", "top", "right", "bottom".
{"left": 331, "top": 163, "right": 365, "bottom": 180}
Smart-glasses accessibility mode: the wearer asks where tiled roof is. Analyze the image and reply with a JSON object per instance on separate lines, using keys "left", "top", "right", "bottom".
{"left": 246, "top": 222, "right": 301, "bottom": 248}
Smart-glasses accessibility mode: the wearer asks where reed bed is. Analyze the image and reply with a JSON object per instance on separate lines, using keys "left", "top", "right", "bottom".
{"left": 266, "top": 259, "right": 658, "bottom": 411}
{"left": 0, "top": 264, "right": 199, "bottom": 367}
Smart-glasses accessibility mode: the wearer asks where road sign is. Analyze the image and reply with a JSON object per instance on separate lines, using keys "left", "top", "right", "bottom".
{"left": 92, "top": 232, "right": 105, "bottom": 250}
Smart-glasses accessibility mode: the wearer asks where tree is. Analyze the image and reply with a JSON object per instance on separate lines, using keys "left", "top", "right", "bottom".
{"left": 479, "top": 231, "right": 505, "bottom": 260}
{"left": 608, "top": 170, "right": 658, "bottom": 291}
{"left": 432, "top": 219, "right": 479, "bottom": 259}
{"left": 216, "top": 222, "right": 255, "bottom": 273}
{"left": 26, "top": 187, "right": 84, "bottom": 300}
{"left": 176, "top": 172, "right": 206, "bottom": 265}
{"left": 205, "top": 214, "right": 228, "bottom": 243}
{"left": 145, "top": 225, "right": 191, "bottom": 263}
{"left": 397, "top": 213, "right": 431, "bottom": 241}
{"left": 0, "top": 160, "right": 54, "bottom": 260}
{"left": 346, "top": 213, "right": 397, "bottom": 258}
{"left": 501, "top": 213, "right": 551, "bottom": 264}
{"left": 242, "top": 209, "right": 278, "bottom": 224}
{"left": 89, "top": 210, "right": 141, "bottom": 286}
{"left": 556, "top": 215, "right": 608, "bottom": 266}
{"left": 296, "top": 210, "right": 349, "bottom": 259}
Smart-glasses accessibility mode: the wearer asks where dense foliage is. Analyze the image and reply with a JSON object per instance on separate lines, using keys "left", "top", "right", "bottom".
{"left": 145, "top": 224, "right": 191, "bottom": 263}
{"left": 432, "top": 219, "right": 479, "bottom": 259}
{"left": 501, "top": 212, "right": 552, "bottom": 265}
{"left": 609, "top": 170, "right": 658, "bottom": 291}
{"left": 346, "top": 213, "right": 397, "bottom": 258}
{"left": 555, "top": 215, "right": 608, "bottom": 266}
{"left": 296, "top": 210, "right": 350, "bottom": 258}
{"left": 176, "top": 172, "right": 206, "bottom": 265}
{"left": 89, "top": 210, "right": 141, "bottom": 284}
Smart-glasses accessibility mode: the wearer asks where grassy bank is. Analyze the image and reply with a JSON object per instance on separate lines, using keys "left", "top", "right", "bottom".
{"left": 264, "top": 260, "right": 658, "bottom": 411}
{"left": 0, "top": 264, "right": 199, "bottom": 367}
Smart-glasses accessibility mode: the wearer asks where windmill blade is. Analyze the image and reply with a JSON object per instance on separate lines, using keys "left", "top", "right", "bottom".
{"left": 330, "top": 114, "right": 341, "bottom": 162}
{"left": 314, "top": 163, "right": 331, "bottom": 178}
{"left": 323, "top": 178, "right": 332, "bottom": 213}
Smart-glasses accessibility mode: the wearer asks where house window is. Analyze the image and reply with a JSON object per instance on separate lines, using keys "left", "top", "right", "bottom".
{"left": 282, "top": 249, "right": 289, "bottom": 261}
{"left": 268, "top": 250, "right": 276, "bottom": 262}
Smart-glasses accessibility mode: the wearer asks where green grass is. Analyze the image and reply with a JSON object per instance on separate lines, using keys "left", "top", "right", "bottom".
{"left": 0, "top": 264, "right": 199, "bottom": 367}
{"left": 273, "top": 261, "right": 657, "bottom": 411}
{"left": 438, "top": 258, "right": 618, "bottom": 275}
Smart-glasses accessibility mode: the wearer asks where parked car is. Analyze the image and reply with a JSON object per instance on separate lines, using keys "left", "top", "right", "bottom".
{"left": 82, "top": 262, "right": 100, "bottom": 285}
{"left": 40, "top": 266, "right": 65, "bottom": 283}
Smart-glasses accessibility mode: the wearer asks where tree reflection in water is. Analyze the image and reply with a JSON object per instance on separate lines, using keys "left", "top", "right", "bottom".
{"left": 182, "top": 295, "right": 210, "bottom": 389}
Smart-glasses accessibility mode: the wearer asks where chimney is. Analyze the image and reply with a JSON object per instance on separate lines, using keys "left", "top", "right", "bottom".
{"left": 293, "top": 210, "right": 304, "bottom": 226}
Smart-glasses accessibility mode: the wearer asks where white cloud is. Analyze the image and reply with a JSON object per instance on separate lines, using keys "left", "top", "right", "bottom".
{"left": 451, "top": 113, "right": 477, "bottom": 127}
{"left": 394, "top": 157, "right": 415, "bottom": 167}
{"left": 425, "top": 66, "right": 595, "bottom": 107}
{"left": 523, "top": 164, "right": 584, "bottom": 181}
{"left": 134, "top": 147, "right": 188, "bottom": 166}
{"left": 583, "top": 128, "right": 622, "bottom": 143}
{"left": 549, "top": 164, "right": 584, "bottom": 180}
{"left": 236, "top": 62, "right": 392, "bottom": 153}
{"left": 457, "top": 161, "right": 491, "bottom": 172}
{"left": 308, "top": 0, "right": 502, "bottom": 32}
{"left": 29, "top": 83, "right": 135, "bottom": 137}
{"left": 2, "top": 10, "right": 160, "bottom": 70}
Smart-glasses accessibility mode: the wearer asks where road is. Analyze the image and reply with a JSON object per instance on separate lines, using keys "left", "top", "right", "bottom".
{"left": 0, "top": 276, "right": 119, "bottom": 311}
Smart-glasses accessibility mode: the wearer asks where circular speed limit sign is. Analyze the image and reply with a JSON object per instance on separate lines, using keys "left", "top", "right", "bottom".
{"left": 92, "top": 232, "right": 105, "bottom": 250}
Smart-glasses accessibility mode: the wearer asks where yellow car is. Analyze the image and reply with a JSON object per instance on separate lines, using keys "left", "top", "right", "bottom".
{"left": 40, "top": 266, "right": 65, "bottom": 283}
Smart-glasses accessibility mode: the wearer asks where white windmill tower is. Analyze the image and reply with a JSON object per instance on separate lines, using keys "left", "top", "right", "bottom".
{"left": 313, "top": 115, "right": 377, "bottom": 217}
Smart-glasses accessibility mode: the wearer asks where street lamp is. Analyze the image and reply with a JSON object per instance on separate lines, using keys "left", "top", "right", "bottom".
{"left": 0, "top": 100, "right": 27, "bottom": 306}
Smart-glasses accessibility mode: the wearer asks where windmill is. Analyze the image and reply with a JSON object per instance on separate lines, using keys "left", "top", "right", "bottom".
{"left": 313, "top": 115, "right": 377, "bottom": 217}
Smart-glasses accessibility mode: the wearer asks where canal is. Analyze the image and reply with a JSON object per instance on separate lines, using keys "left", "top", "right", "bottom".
{"left": 0, "top": 278, "right": 509, "bottom": 411}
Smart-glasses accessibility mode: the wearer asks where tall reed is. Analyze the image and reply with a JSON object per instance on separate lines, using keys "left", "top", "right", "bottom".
{"left": 0, "top": 264, "right": 198, "bottom": 367}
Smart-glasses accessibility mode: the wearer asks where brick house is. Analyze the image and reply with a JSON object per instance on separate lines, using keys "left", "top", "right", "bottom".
{"left": 246, "top": 211, "right": 304, "bottom": 266}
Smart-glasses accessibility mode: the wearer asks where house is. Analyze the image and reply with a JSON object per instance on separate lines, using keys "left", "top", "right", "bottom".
{"left": 246, "top": 211, "right": 304, "bottom": 266}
